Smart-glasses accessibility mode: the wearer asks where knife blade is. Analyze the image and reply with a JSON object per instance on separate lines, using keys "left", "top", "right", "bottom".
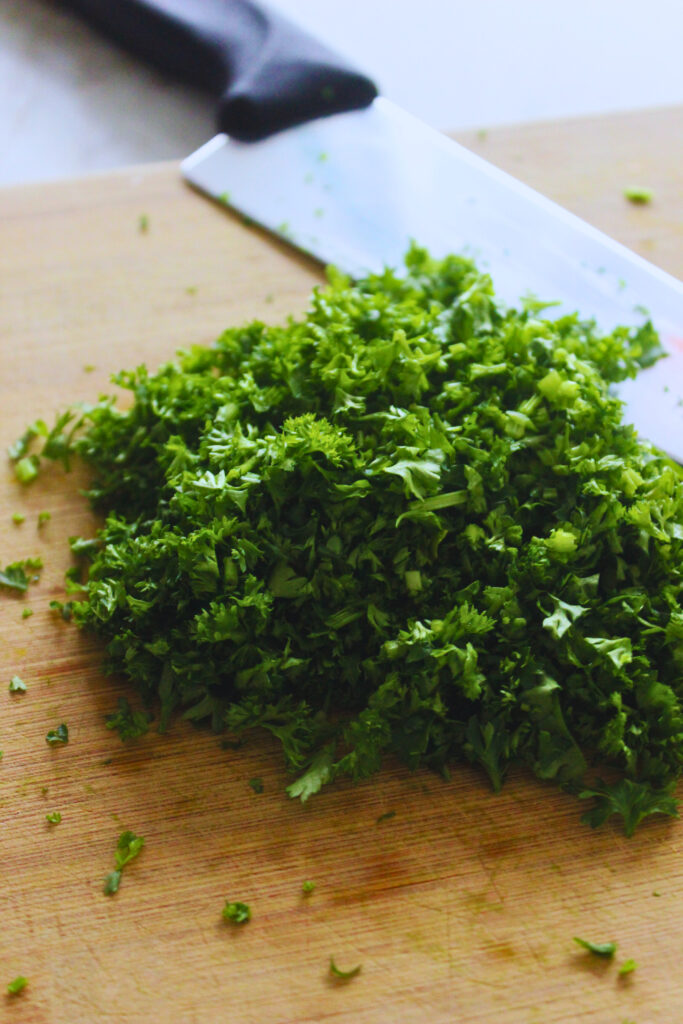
{"left": 62, "top": 0, "right": 683, "bottom": 458}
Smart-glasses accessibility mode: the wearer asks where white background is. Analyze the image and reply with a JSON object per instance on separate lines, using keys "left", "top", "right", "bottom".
{"left": 1, "top": 0, "right": 682, "bottom": 186}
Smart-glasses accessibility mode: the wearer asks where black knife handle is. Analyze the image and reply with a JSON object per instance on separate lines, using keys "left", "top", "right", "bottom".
{"left": 58, "top": 0, "right": 378, "bottom": 140}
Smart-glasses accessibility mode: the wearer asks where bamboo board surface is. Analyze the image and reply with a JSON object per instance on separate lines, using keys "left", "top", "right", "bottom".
{"left": 0, "top": 106, "right": 681, "bottom": 1024}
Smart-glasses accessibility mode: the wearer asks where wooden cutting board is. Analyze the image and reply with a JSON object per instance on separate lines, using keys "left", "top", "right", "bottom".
{"left": 1, "top": 106, "right": 681, "bottom": 1024}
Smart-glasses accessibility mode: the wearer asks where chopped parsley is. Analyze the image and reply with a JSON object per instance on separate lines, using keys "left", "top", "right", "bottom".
{"left": 104, "top": 870, "right": 121, "bottom": 894}
{"left": 9, "top": 675, "right": 27, "bottom": 693}
{"left": 7, "top": 976, "right": 28, "bottom": 995}
{"left": 624, "top": 186, "right": 654, "bottom": 205}
{"left": 619, "top": 958, "right": 637, "bottom": 975}
{"left": 104, "top": 830, "right": 145, "bottom": 895}
{"left": 138, "top": 214, "right": 149, "bottom": 233}
{"left": 248, "top": 777, "right": 264, "bottom": 794}
{"left": 12, "top": 513, "right": 25, "bottom": 525}
{"left": 19, "top": 247, "right": 683, "bottom": 834}
{"left": 573, "top": 937, "right": 617, "bottom": 957}
{"left": 0, "top": 557, "right": 42, "bottom": 593}
{"left": 329, "top": 957, "right": 361, "bottom": 980}
{"left": 46, "top": 723, "right": 68, "bottom": 745}
{"left": 46, "top": 811, "right": 62, "bottom": 824}
{"left": 222, "top": 901, "right": 251, "bottom": 924}
{"left": 14, "top": 456, "right": 39, "bottom": 483}
{"left": 22, "top": 608, "right": 33, "bottom": 619}
{"left": 37, "top": 511, "right": 51, "bottom": 527}
{"left": 301, "top": 880, "right": 315, "bottom": 894}
{"left": 105, "top": 697, "right": 151, "bottom": 741}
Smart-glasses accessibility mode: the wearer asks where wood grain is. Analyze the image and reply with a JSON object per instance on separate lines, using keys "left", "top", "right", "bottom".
{"left": 0, "top": 107, "right": 681, "bottom": 1024}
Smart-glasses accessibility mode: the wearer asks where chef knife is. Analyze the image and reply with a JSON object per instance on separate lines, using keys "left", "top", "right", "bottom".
{"left": 61, "top": 0, "right": 683, "bottom": 458}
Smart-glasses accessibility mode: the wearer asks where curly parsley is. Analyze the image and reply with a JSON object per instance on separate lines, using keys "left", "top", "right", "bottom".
{"left": 23, "top": 247, "right": 683, "bottom": 834}
{"left": 222, "top": 901, "right": 251, "bottom": 924}
{"left": 104, "top": 830, "right": 145, "bottom": 895}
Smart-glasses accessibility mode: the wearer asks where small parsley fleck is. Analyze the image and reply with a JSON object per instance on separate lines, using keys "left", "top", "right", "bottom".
{"left": 573, "top": 937, "right": 617, "bottom": 957}
{"left": 329, "top": 957, "right": 361, "bottom": 980}
{"left": 9, "top": 675, "right": 27, "bottom": 693}
{"left": 104, "top": 830, "right": 145, "bottom": 895}
{"left": 46, "top": 723, "right": 68, "bottom": 745}
{"left": 7, "top": 976, "right": 28, "bottom": 995}
{"left": 624, "top": 186, "right": 654, "bottom": 205}
{"left": 46, "top": 811, "right": 62, "bottom": 824}
{"left": 222, "top": 901, "right": 251, "bottom": 924}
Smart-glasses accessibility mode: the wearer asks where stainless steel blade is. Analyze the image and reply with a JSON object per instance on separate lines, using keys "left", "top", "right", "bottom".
{"left": 181, "top": 98, "right": 683, "bottom": 458}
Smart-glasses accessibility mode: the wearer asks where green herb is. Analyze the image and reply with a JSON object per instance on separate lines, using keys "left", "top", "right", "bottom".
{"left": 7, "top": 976, "right": 28, "bottom": 995}
{"left": 37, "top": 511, "right": 51, "bottom": 527}
{"left": 46, "top": 811, "right": 62, "bottom": 824}
{"left": 22, "top": 608, "right": 33, "bottom": 619}
{"left": 12, "top": 512, "right": 25, "bottom": 525}
{"left": 579, "top": 779, "right": 679, "bottom": 837}
{"left": 45, "top": 723, "right": 68, "bottom": 745}
{"left": 138, "top": 214, "right": 149, "bottom": 233}
{"left": 104, "top": 830, "right": 145, "bottom": 895}
{"left": 104, "top": 870, "right": 121, "bottom": 894}
{"left": 329, "top": 957, "right": 361, "bottom": 980}
{"left": 248, "top": 777, "right": 264, "bottom": 793}
{"left": 222, "top": 900, "right": 251, "bottom": 924}
{"left": 50, "top": 599, "right": 74, "bottom": 621}
{"left": 83, "top": 364, "right": 96, "bottom": 373}
{"left": 14, "top": 455, "right": 39, "bottom": 483}
{"left": 115, "top": 830, "right": 145, "bottom": 869}
{"left": 105, "top": 697, "right": 151, "bottom": 741}
{"left": 301, "top": 879, "right": 315, "bottom": 894}
{"left": 22, "top": 247, "right": 683, "bottom": 834}
{"left": 618, "top": 958, "right": 637, "bottom": 975}
{"left": 376, "top": 810, "right": 396, "bottom": 824}
{"left": 9, "top": 675, "right": 27, "bottom": 693}
{"left": 573, "top": 937, "right": 617, "bottom": 957}
{"left": 624, "top": 186, "right": 654, "bottom": 205}
{"left": 0, "top": 557, "right": 42, "bottom": 593}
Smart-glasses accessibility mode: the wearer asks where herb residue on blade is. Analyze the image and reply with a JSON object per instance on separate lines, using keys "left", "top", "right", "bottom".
{"left": 20, "top": 247, "right": 683, "bottom": 834}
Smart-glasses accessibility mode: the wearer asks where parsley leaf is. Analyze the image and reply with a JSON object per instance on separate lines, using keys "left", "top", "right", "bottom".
{"left": 115, "top": 830, "right": 145, "bottom": 870}
{"left": 104, "top": 830, "right": 145, "bottom": 895}
{"left": 7, "top": 976, "right": 28, "bottom": 995}
{"left": 45, "top": 723, "right": 69, "bottom": 745}
{"left": 0, "top": 557, "right": 42, "bottom": 593}
{"left": 579, "top": 779, "right": 679, "bottom": 837}
{"left": 9, "top": 675, "right": 27, "bottom": 693}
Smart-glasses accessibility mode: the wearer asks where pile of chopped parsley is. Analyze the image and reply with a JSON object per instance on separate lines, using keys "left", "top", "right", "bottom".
{"left": 20, "top": 247, "right": 683, "bottom": 833}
